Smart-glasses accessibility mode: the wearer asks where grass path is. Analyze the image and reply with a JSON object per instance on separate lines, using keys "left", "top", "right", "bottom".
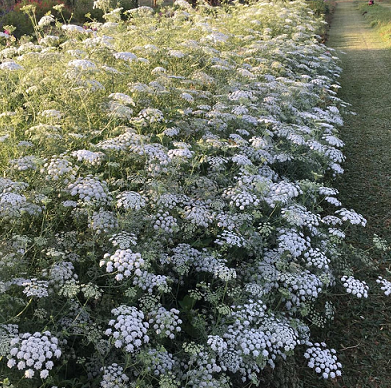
{"left": 322, "top": 2, "right": 391, "bottom": 387}
{"left": 328, "top": 1, "right": 391, "bottom": 237}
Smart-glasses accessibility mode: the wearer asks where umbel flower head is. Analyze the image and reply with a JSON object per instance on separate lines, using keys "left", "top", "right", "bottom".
{"left": 7, "top": 331, "right": 61, "bottom": 379}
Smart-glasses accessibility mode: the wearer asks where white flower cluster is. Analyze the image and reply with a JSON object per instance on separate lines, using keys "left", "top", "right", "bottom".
{"left": 68, "top": 59, "right": 97, "bottom": 71}
{"left": 109, "top": 231, "right": 137, "bottom": 249}
{"left": 304, "top": 248, "right": 330, "bottom": 270}
{"left": 116, "top": 191, "right": 147, "bottom": 210}
{"left": 277, "top": 228, "right": 311, "bottom": 258}
{"left": 0, "top": 324, "right": 18, "bottom": 357}
{"left": 138, "top": 108, "right": 164, "bottom": 123}
{"left": 68, "top": 175, "right": 111, "bottom": 205}
{"left": 39, "top": 109, "right": 62, "bottom": 120}
{"left": 281, "top": 205, "right": 320, "bottom": 230}
{"left": 183, "top": 203, "right": 213, "bottom": 227}
{"left": 0, "top": 0, "right": 367, "bottom": 385}
{"left": 109, "top": 93, "right": 135, "bottom": 106}
{"left": 258, "top": 317, "right": 299, "bottom": 362}
{"left": 0, "top": 192, "right": 28, "bottom": 220}
{"left": 9, "top": 155, "right": 39, "bottom": 171}
{"left": 183, "top": 350, "right": 224, "bottom": 388}
{"left": 223, "top": 188, "right": 260, "bottom": 210}
{"left": 148, "top": 307, "right": 182, "bottom": 339}
{"left": 207, "top": 335, "right": 228, "bottom": 355}
{"left": 152, "top": 211, "right": 178, "bottom": 233}
{"left": 71, "top": 149, "right": 105, "bottom": 166}
{"left": 0, "top": 61, "right": 24, "bottom": 71}
{"left": 341, "top": 276, "right": 369, "bottom": 298}
{"left": 7, "top": 331, "right": 61, "bottom": 379}
{"left": 21, "top": 278, "right": 49, "bottom": 298}
{"left": 97, "top": 131, "right": 147, "bottom": 152}
{"left": 278, "top": 271, "right": 323, "bottom": 308}
{"left": 336, "top": 208, "right": 367, "bottom": 227}
{"left": 100, "top": 363, "right": 129, "bottom": 388}
{"left": 376, "top": 276, "right": 391, "bottom": 296}
{"left": 169, "top": 244, "right": 234, "bottom": 280}
{"left": 108, "top": 101, "right": 133, "bottom": 120}
{"left": 215, "top": 230, "right": 246, "bottom": 248}
{"left": 43, "top": 156, "right": 76, "bottom": 182}
{"left": 266, "top": 181, "right": 302, "bottom": 207}
{"left": 132, "top": 271, "right": 170, "bottom": 294}
{"left": 100, "top": 249, "right": 145, "bottom": 281}
{"left": 89, "top": 210, "right": 118, "bottom": 234}
{"left": 304, "top": 342, "right": 342, "bottom": 379}
{"left": 146, "top": 349, "right": 175, "bottom": 376}
{"left": 105, "top": 306, "right": 149, "bottom": 352}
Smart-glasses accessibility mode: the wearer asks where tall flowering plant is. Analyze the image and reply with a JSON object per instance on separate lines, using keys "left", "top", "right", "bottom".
{"left": 0, "top": 1, "right": 382, "bottom": 387}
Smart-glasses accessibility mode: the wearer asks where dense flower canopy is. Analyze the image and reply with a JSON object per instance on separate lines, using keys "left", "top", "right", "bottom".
{"left": 0, "top": 0, "right": 382, "bottom": 386}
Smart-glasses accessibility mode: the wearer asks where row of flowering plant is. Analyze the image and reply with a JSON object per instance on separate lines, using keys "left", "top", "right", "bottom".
{"left": 0, "top": 1, "right": 385, "bottom": 387}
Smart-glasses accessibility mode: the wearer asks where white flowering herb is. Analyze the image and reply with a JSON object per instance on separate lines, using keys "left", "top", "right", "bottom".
{"left": 341, "top": 275, "right": 369, "bottom": 298}
{"left": 304, "top": 342, "right": 342, "bottom": 379}
{"left": 7, "top": 331, "right": 61, "bottom": 379}
{"left": 105, "top": 306, "right": 149, "bottom": 352}
{"left": 0, "top": 0, "right": 379, "bottom": 386}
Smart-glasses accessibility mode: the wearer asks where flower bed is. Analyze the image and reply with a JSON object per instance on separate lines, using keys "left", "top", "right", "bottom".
{"left": 0, "top": 1, "right": 371, "bottom": 386}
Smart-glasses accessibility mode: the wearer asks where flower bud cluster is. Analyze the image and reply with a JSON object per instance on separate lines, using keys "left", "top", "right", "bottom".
{"left": 105, "top": 305, "right": 149, "bottom": 353}
{"left": 148, "top": 307, "right": 182, "bottom": 339}
{"left": 100, "top": 363, "right": 129, "bottom": 388}
{"left": 7, "top": 331, "right": 61, "bottom": 379}
{"left": 304, "top": 342, "right": 342, "bottom": 379}
{"left": 376, "top": 276, "right": 391, "bottom": 296}
{"left": 304, "top": 248, "right": 330, "bottom": 270}
{"left": 341, "top": 275, "right": 368, "bottom": 298}
{"left": 100, "top": 249, "right": 145, "bottom": 281}
{"left": 152, "top": 211, "right": 178, "bottom": 233}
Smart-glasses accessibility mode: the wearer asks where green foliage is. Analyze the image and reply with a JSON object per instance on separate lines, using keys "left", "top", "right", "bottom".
{"left": 0, "top": 9, "right": 31, "bottom": 37}
{"left": 0, "top": 0, "right": 71, "bottom": 38}
{"left": 359, "top": 1, "right": 391, "bottom": 41}
{"left": 307, "top": 0, "right": 331, "bottom": 16}
{"left": 72, "top": 0, "right": 103, "bottom": 22}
